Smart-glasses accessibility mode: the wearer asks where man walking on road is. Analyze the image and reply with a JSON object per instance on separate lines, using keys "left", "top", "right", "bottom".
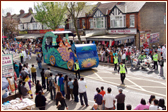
{"left": 74, "top": 60, "right": 80, "bottom": 79}
{"left": 115, "top": 88, "right": 125, "bottom": 110}
{"left": 118, "top": 61, "right": 127, "bottom": 85}
{"left": 78, "top": 78, "right": 89, "bottom": 107}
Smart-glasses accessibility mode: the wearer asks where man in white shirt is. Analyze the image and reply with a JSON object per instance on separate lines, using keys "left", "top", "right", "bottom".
{"left": 121, "top": 50, "right": 126, "bottom": 64}
{"left": 103, "top": 87, "right": 115, "bottom": 110}
{"left": 149, "top": 99, "right": 162, "bottom": 110}
{"left": 78, "top": 77, "right": 89, "bottom": 107}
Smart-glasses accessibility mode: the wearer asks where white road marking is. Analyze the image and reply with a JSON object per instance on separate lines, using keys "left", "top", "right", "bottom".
{"left": 92, "top": 70, "right": 103, "bottom": 81}
{"left": 126, "top": 75, "right": 166, "bottom": 86}
{"left": 82, "top": 74, "right": 166, "bottom": 98}
{"left": 126, "top": 78, "right": 146, "bottom": 91}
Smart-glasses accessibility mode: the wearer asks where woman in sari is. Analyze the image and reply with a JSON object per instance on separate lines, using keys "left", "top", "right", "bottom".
{"left": 14, "top": 62, "right": 19, "bottom": 78}
{"left": 7, "top": 76, "right": 15, "bottom": 93}
{"left": 58, "top": 74, "right": 64, "bottom": 97}
{"left": 24, "top": 75, "right": 34, "bottom": 99}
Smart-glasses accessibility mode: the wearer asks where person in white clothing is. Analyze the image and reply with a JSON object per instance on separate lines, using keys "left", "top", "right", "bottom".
{"left": 149, "top": 99, "right": 162, "bottom": 110}
{"left": 103, "top": 87, "right": 115, "bottom": 110}
{"left": 121, "top": 50, "right": 126, "bottom": 64}
{"left": 78, "top": 78, "right": 89, "bottom": 107}
{"left": 162, "top": 45, "right": 166, "bottom": 61}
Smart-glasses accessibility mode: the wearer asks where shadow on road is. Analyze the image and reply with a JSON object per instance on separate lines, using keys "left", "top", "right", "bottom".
{"left": 117, "top": 85, "right": 126, "bottom": 89}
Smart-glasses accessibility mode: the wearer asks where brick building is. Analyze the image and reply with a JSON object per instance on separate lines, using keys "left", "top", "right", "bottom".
{"left": 66, "top": 2, "right": 166, "bottom": 49}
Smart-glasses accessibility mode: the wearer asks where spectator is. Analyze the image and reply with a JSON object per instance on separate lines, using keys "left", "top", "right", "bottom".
{"left": 40, "top": 68, "right": 46, "bottom": 89}
{"left": 48, "top": 73, "right": 56, "bottom": 100}
{"left": 58, "top": 74, "right": 65, "bottom": 96}
{"left": 36, "top": 54, "right": 42, "bottom": 69}
{"left": 18, "top": 79, "right": 23, "bottom": 96}
{"left": 100, "top": 86, "right": 106, "bottom": 110}
{"left": 159, "top": 57, "right": 165, "bottom": 79}
{"left": 134, "top": 98, "right": 149, "bottom": 110}
{"left": 115, "top": 88, "right": 125, "bottom": 110}
{"left": 158, "top": 99, "right": 166, "bottom": 110}
{"left": 19, "top": 63, "right": 22, "bottom": 73}
{"left": 100, "top": 86, "right": 106, "bottom": 97}
{"left": 148, "top": 95, "right": 155, "bottom": 105}
{"left": 35, "top": 91, "right": 46, "bottom": 110}
{"left": 73, "top": 78, "right": 79, "bottom": 102}
{"left": 103, "top": 87, "right": 115, "bottom": 110}
{"left": 68, "top": 78, "right": 74, "bottom": 100}
{"left": 149, "top": 99, "right": 162, "bottom": 110}
{"left": 126, "top": 104, "right": 132, "bottom": 110}
{"left": 130, "top": 52, "right": 135, "bottom": 69}
{"left": 121, "top": 50, "right": 126, "bottom": 64}
{"left": 31, "top": 64, "right": 37, "bottom": 84}
{"left": 91, "top": 103, "right": 99, "bottom": 110}
{"left": 55, "top": 92, "right": 68, "bottom": 110}
{"left": 55, "top": 74, "right": 60, "bottom": 92}
{"left": 44, "top": 67, "right": 51, "bottom": 91}
{"left": 94, "top": 87, "right": 99, "bottom": 95}
{"left": 20, "top": 68, "right": 28, "bottom": 81}
{"left": 64, "top": 75, "right": 70, "bottom": 100}
{"left": 35, "top": 80, "right": 42, "bottom": 95}
{"left": 78, "top": 77, "right": 89, "bottom": 107}
{"left": 20, "top": 81, "right": 29, "bottom": 98}
{"left": 94, "top": 89, "right": 103, "bottom": 110}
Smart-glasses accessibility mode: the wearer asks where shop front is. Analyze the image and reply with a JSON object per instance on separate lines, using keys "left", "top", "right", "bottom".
{"left": 86, "top": 34, "right": 135, "bottom": 47}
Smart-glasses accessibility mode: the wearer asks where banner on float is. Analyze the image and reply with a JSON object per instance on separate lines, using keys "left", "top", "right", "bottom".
{"left": 150, "top": 33, "right": 159, "bottom": 43}
{"left": 2, "top": 54, "right": 14, "bottom": 77}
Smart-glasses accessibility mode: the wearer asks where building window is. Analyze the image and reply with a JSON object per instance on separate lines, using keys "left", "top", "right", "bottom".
{"left": 110, "top": 15, "right": 125, "bottom": 28}
{"left": 20, "top": 24, "right": 24, "bottom": 30}
{"left": 33, "top": 23, "right": 37, "bottom": 29}
{"left": 130, "top": 15, "right": 135, "bottom": 27}
{"left": 93, "top": 17, "right": 105, "bottom": 29}
{"left": 89, "top": 18, "right": 94, "bottom": 29}
{"left": 164, "top": 15, "right": 166, "bottom": 24}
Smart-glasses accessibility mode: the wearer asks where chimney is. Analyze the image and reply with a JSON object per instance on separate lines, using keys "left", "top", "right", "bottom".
{"left": 20, "top": 10, "right": 25, "bottom": 15}
{"left": 28, "top": 7, "right": 33, "bottom": 14}
{"left": 7, "top": 12, "right": 11, "bottom": 17}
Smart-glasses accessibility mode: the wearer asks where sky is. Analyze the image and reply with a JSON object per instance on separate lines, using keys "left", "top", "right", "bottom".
{"left": 1, "top": 1, "right": 110, "bottom": 16}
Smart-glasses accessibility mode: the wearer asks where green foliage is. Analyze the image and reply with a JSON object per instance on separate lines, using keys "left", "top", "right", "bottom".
{"left": 34, "top": 2, "right": 67, "bottom": 30}
{"left": 65, "top": 2, "right": 87, "bottom": 43}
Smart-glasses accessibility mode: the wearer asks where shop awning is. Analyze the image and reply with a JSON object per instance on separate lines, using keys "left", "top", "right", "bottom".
{"left": 68, "top": 36, "right": 86, "bottom": 41}
{"left": 15, "top": 34, "right": 44, "bottom": 39}
{"left": 86, "top": 35, "right": 135, "bottom": 41}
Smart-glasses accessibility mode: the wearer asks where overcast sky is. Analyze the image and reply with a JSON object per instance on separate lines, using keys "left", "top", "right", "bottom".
{"left": 1, "top": 1, "right": 110, "bottom": 16}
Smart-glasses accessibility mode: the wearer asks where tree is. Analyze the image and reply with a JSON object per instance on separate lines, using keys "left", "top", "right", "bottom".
{"left": 3, "top": 17, "right": 18, "bottom": 39}
{"left": 34, "top": 2, "right": 67, "bottom": 31}
{"left": 65, "top": 2, "right": 87, "bottom": 43}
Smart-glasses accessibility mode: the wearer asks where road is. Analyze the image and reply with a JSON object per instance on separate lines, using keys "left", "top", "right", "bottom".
{"left": 12, "top": 53, "right": 166, "bottom": 110}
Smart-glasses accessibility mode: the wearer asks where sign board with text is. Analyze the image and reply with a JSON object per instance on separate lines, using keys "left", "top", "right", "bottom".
{"left": 108, "top": 29, "right": 137, "bottom": 34}
{"left": 2, "top": 54, "right": 14, "bottom": 77}
{"left": 150, "top": 33, "right": 159, "bottom": 43}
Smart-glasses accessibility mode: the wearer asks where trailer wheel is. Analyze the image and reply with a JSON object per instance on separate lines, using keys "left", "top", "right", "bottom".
{"left": 50, "top": 55, "right": 55, "bottom": 66}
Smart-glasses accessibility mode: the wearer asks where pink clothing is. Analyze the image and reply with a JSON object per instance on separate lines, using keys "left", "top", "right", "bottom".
{"left": 134, "top": 104, "right": 149, "bottom": 110}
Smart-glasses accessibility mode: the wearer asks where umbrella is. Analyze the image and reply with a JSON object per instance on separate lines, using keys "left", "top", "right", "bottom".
{"left": 2, "top": 77, "right": 9, "bottom": 90}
